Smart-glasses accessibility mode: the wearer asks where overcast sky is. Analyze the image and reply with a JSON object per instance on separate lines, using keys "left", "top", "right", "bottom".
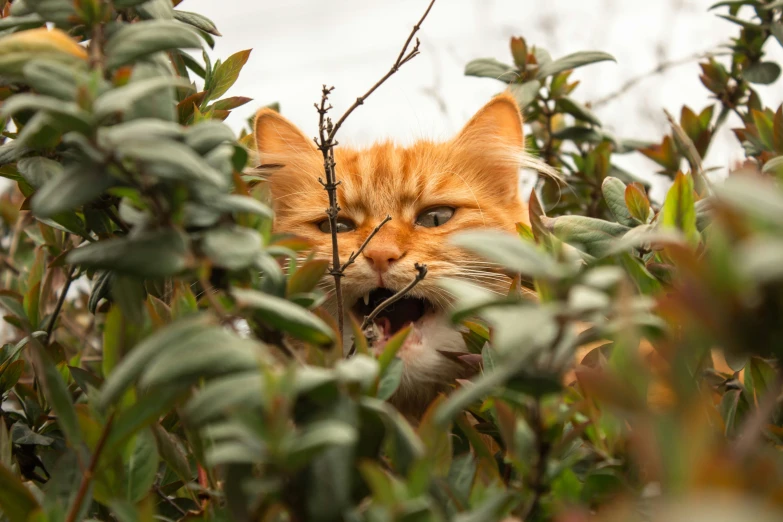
{"left": 186, "top": 0, "right": 783, "bottom": 201}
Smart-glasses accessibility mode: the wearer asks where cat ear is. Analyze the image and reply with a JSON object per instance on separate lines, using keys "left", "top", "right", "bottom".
{"left": 253, "top": 109, "right": 316, "bottom": 161}
{"left": 453, "top": 92, "right": 524, "bottom": 149}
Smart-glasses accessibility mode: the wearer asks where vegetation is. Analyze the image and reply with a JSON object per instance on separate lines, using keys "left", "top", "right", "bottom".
{"left": 1, "top": 0, "right": 783, "bottom": 521}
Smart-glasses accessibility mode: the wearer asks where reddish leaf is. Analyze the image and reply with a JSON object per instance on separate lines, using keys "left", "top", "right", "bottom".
{"left": 624, "top": 183, "right": 650, "bottom": 223}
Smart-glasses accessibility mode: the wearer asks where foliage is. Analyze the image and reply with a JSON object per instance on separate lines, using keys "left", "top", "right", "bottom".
{"left": 1, "top": 0, "right": 783, "bottom": 521}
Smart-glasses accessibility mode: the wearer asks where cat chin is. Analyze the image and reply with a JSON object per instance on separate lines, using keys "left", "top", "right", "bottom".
{"left": 344, "top": 303, "right": 474, "bottom": 419}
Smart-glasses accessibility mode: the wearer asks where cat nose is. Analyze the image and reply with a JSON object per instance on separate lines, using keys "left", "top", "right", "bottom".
{"left": 362, "top": 244, "right": 403, "bottom": 273}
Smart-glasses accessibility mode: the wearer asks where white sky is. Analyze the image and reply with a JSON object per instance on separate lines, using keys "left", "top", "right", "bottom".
{"left": 187, "top": 0, "right": 783, "bottom": 201}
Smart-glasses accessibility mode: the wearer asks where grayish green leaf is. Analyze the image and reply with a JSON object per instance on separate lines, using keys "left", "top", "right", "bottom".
{"left": 464, "top": 58, "right": 518, "bottom": 82}
{"left": 93, "top": 76, "right": 193, "bottom": 120}
{"left": 535, "top": 51, "right": 615, "bottom": 79}
{"left": 67, "top": 228, "right": 189, "bottom": 278}
{"left": 232, "top": 288, "right": 336, "bottom": 347}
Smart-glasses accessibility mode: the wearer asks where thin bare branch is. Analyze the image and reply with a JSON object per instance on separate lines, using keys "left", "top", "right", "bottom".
{"left": 328, "top": 0, "right": 436, "bottom": 140}
{"left": 312, "top": 0, "right": 437, "bottom": 350}
{"left": 65, "top": 412, "right": 115, "bottom": 522}
{"left": 45, "top": 265, "right": 77, "bottom": 344}
{"left": 361, "top": 263, "right": 428, "bottom": 332}
{"left": 341, "top": 215, "right": 392, "bottom": 272}
{"left": 592, "top": 48, "right": 717, "bottom": 109}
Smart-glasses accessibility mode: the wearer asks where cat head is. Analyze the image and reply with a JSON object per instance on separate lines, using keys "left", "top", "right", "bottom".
{"left": 254, "top": 93, "right": 532, "bottom": 414}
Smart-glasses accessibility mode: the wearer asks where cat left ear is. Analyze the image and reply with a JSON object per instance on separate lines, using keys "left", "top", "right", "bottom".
{"left": 453, "top": 92, "right": 524, "bottom": 149}
{"left": 254, "top": 109, "right": 316, "bottom": 161}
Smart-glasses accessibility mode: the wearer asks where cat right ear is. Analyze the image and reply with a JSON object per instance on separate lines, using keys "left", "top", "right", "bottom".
{"left": 253, "top": 109, "right": 316, "bottom": 161}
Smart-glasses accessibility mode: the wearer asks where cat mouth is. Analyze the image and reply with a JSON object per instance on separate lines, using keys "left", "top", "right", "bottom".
{"left": 352, "top": 288, "right": 435, "bottom": 339}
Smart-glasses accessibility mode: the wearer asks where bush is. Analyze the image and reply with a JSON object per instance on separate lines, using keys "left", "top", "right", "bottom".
{"left": 2, "top": 0, "right": 783, "bottom": 521}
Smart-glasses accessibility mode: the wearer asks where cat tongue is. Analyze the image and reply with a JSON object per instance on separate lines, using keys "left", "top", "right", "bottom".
{"left": 375, "top": 317, "right": 393, "bottom": 340}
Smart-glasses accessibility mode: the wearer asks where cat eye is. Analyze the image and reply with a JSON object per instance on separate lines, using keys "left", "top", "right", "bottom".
{"left": 415, "top": 206, "right": 455, "bottom": 228}
{"left": 317, "top": 217, "right": 356, "bottom": 233}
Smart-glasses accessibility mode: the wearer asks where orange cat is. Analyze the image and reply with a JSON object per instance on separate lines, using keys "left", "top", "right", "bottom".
{"left": 254, "top": 93, "right": 543, "bottom": 416}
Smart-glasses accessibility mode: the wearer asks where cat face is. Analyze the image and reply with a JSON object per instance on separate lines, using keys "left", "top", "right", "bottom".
{"left": 254, "top": 93, "right": 529, "bottom": 415}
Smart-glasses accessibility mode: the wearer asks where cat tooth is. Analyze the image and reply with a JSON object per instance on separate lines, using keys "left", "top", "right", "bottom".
{"left": 363, "top": 292, "right": 370, "bottom": 306}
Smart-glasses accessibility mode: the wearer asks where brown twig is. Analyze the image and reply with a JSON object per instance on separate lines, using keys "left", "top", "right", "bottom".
{"left": 340, "top": 215, "right": 392, "bottom": 272}
{"left": 65, "top": 412, "right": 115, "bottom": 522}
{"left": 155, "top": 484, "right": 189, "bottom": 517}
{"left": 360, "top": 263, "right": 428, "bottom": 333}
{"left": 45, "top": 265, "right": 77, "bottom": 344}
{"left": 0, "top": 255, "right": 20, "bottom": 275}
{"left": 198, "top": 275, "right": 237, "bottom": 332}
{"left": 105, "top": 206, "right": 130, "bottom": 234}
{"left": 327, "top": 0, "right": 436, "bottom": 141}
{"left": 592, "top": 49, "right": 716, "bottom": 109}
{"left": 313, "top": 0, "right": 437, "bottom": 348}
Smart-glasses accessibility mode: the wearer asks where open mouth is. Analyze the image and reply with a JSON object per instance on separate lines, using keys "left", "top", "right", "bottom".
{"left": 352, "top": 288, "right": 433, "bottom": 339}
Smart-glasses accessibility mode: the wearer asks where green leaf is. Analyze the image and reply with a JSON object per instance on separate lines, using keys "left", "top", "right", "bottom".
{"left": 452, "top": 230, "right": 568, "bottom": 279}
{"left": 173, "top": 10, "right": 221, "bottom": 36}
{"left": 335, "top": 355, "right": 379, "bottom": 391}
{"left": 23, "top": 59, "right": 88, "bottom": 101}
{"left": 0, "top": 360, "right": 24, "bottom": 394}
{"left": 124, "top": 429, "right": 158, "bottom": 503}
{"left": 282, "top": 421, "right": 357, "bottom": 468}
{"left": 104, "top": 387, "right": 186, "bottom": 457}
{"left": 454, "top": 491, "right": 515, "bottom": 522}
{"left": 0, "top": 93, "right": 92, "bottom": 134}
{"left": 287, "top": 259, "right": 329, "bottom": 295}
{"left": 184, "top": 372, "right": 264, "bottom": 426}
{"left": 139, "top": 332, "right": 263, "bottom": 389}
{"left": 625, "top": 184, "right": 651, "bottom": 223}
{"left": 115, "top": 138, "right": 229, "bottom": 189}
{"left": 25, "top": 0, "right": 76, "bottom": 25}
{"left": 742, "top": 62, "right": 780, "bottom": 85}
{"left": 98, "top": 315, "right": 215, "bottom": 411}
{"left": 508, "top": 80, "right": 540, "bottom": 109}
{"left": 16, "top": 156, "right": 62, "bottom": 189}
{"left": 207, "top": 49, "right": 251, "bottom": 100}
{"left": 210, "top": 96, "right": 252, "bottom": 111}
{"left": 601, "top": 177, "right": 636, "bottom": 226}
{"left": 0, "top": 463, "right": 41, "bottom": 522}
{"left": 10, "top": 422, "right": 53, "bottom": 446}
{"left": 464, "top": 58, "right": 518, "bottom": 82}
{"left": 183, "top": 120, "right": 236, "bottom": 154}
{"left": 151, "top": 424, "right": 193, "bottom": 485}
{"left": 0, "top": 13, "right": 44, "bottom": 31}
{"left": 67, "top": 228, "right": 190, "bottom": 277}
{"left": 447, "top": 453, "right": 476, "bottom": 506}
{"left": 716, "top": 13, "right": 763, "bottom": 29}
{"left": 557, "top": 96, "right": 601, "bottom": 126}
{"left": 201, "top": 225, "right": 262, "bottom": 270}
{"left": 661, "top": 172, "right": 698, "bottom": 243}
{"left": 377, "top": 326, "right": 410, "bottom": 375}
{"left": 105, "top": 20, "right": 202, "bottom": 69}
{"left": 763, "top": 156, "right": 783, "bottom": 176}
{"left": 535, "top": 50, "right": 615, "bottom": 79}
{"left": 207, "top": 194, "right": 273, "bottom": 219}
{"left": 31, "top": 341, "right": 82, "bottom": 446}
{"left": 135, "top": 0, "right": 174, "bottom": 19}
{"left": 434, "top": 351, "right": 530, "bottom": 426}
{"left": 97, "top": 119, "right": 184, "bottom": 147}
{"left": 716, "top": 176, "right": 783, "bottom": 227}
{"left": 541, "top": 215, "right": 631, "bottom": 258}
{"left": 376, "top": 358, "right": 403, "bottom": 401}
{"left": 93, "top": 76, "right": 194, "bottom": 120}
{"left": 232, "top": 288, "right": 336, "bottom": 347}
{"left": 772, "top": 23, "right": 783, "bottom": 49}
{"left": 31, "top": 163, "right": 114, "bottom": 218}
